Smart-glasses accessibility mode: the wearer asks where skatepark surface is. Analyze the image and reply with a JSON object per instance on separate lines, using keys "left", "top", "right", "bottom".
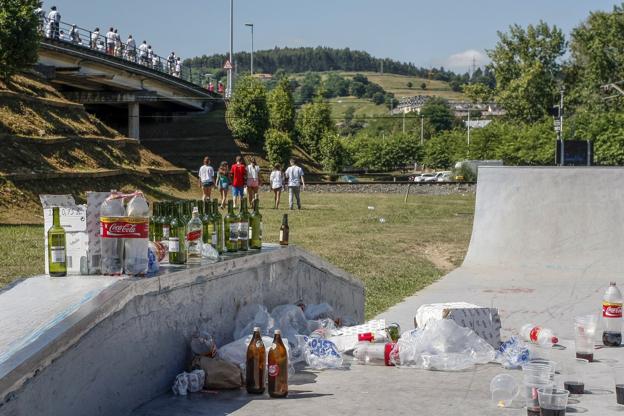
{"left": 133, "top": 167, "right": 624, "bottom": 416}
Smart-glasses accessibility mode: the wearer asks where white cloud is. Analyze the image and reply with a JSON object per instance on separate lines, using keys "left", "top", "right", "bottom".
{"left": 440, "top": 49, "right": 489, "bottom": 72}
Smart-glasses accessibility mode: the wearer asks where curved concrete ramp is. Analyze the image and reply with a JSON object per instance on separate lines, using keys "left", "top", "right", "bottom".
{"left": 381, "top": 167, "right": 624, "bottom": 339}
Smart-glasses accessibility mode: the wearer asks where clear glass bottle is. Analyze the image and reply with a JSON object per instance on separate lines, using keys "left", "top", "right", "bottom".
{"left": 47, "top": 206, "right": 67, "bottom": 276}
{"left": 186, "top": 206, "right": 203, "bottom": 263}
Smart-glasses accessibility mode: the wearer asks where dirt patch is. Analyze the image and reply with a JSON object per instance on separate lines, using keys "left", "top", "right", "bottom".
{"left": 416, "top": 243, "right": 463, "bottom": 273}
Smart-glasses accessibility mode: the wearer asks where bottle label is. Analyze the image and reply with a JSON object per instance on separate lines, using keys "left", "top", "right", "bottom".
{"left": 249, "top": 227, "right": 253, "bottom": 240}
{"left": 603, "top": 302, "right": 623, "bottom": 318}
{"left": 358, "top": 332, "right": 374, "bottom": 342}
{"left": 229, "top": 223, "right": 238, "bottom": 241}
{"left": 186, "top": 230, "right": 201, "bottom": 242}
{"left": 163, "top": 225, "right": 170, "bottom": 239}
{"left": 239, "top": 223, "right": 249, "bottom": 241}
{"left": 211, "top": 232, "right": 217, "bottom": 246}
{"left": 50, "top": 247, "right": 65, "bottom": 263}
{"left": 100, "top": 217, "right": 148, "bottom": 239}
{"left": 169, "top": 237, "right": 180, "bottom": 253}
{"left": 279, "top": 230, "right": 285, "bottom": 242}
{"left": 529, "top": 326, "right": 540, "bottom": 343}
{"left": 260, "top": 222, "right": 263, "bottom": 239}
{"left": 268, "top": 364, "right": 280, "bottom": 377}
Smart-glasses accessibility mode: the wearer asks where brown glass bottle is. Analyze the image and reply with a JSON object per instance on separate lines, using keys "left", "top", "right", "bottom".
{"left": 245, "top": 327, "right": 266, "bottom": 394}
{"left": 279, "top": 214, "right": 289, "bottom": 246}
{"left": 267, "top": 329, "right": 288, "bottom": 398}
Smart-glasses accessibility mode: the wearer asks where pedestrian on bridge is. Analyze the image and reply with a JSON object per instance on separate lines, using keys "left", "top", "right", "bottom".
{"left": 48, "top": 6, "right": 61, "bottom": 39}
{"left": 167, "top": 52, "right": 176, "bottom": 75}
{"left": 69, "top": 25, "right": 80, "bottom": 44}
{"left": 126, "top": 35, "right": 136, "bottom": 62}
{"left": 91, "top": 28, "right": 100, "bottom": 49}
{"left": 35, "top": 4, "right": 46, "bottom": 34}
{"left": 147, "top": 46, "right": 154, "bottom": 68}
{"left": 139, "top": 41, "right": 149, "bottom": 65}
{"left": 114, "top": 29, "right": 122, "bottom": 57}
{"left": 174, "top": 58, "right": 181, "bottom": 77}
{"left": 199, "top": 157, "right": 215, "bottom": 202}
{"left": 106, "top": 28, "right": 115, "bottom": 55}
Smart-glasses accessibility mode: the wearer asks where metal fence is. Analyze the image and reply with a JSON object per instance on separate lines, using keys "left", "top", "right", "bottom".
{"left": 40, "top": 17, "right": 206, "bottom": 87}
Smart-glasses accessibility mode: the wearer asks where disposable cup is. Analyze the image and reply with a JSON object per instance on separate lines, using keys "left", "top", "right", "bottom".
{"left": 574, "top": 315, "right": 597, "bottom": 362}
{"left": 537, "top": 387, "right": 569, "bottom": 415}
{"left": 563, "top": 359, "right": 588, "bottom": 395}
{"left": 523, "top": 376, "right": 553, "bottom": 414}
{"left": 490, "top": 373, "right": 519, "bottom": 408}
{"left": 614, "top": 365, "right": 624, "bottom": 405}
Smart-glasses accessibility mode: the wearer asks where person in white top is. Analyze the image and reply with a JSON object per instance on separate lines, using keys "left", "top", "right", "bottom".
{"left": 284, "top": 158, "right": 305, "bottom": 210}
{"left": 198, "top": 156, "right": 215, "bottom": 201}
{"left": 113, "top": 29, "right": 122, "bottom": 56}
{"left": 138, "top": 41, "right": 149, "bottom": 65}
{"left": 105, "top": 27, "right": 115, "bottom": 55}
{"left": 91, "top": 27, "right": 100, "bottom": 49}
{"left": 48, "top": 6, "right": 61, "bottom": 39}
{"left": 126, "top": 35, "right": 136, "bottom": 61}
{"left": 246, "top": 157, "right": 261, "bottom": 205}
{"left": 174, "top": 57, "right": 181, "bottom": 77}
{"left": 269, "top": 163, "right": 284, "bottom": 209}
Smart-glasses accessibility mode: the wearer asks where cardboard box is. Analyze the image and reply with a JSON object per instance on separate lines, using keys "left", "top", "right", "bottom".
{"left": 415, "top": 303, "right": 502, "bottom": 348}
{"left": 40, "top": 192, "right": 109, "bottom": 275}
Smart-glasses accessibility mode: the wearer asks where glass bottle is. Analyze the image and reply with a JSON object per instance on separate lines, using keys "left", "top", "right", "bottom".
{"left": 212, "top": 199, "right": 224, "bottom": 254}
{"left": 249, "top": 197, "right": 262, "bottom": 250}
{"left": 202, "top": 200, "right": 212, "bottom": 246}
{"left": 224, "top": 200, "right": 238, "bottom": 253}
{"left": 246, "top": 327, "right": 266, "bottom": 394}
{"left": 267, "top": 329, "right": 288, "bottom": 398}
{"left": 238, "top": 199, "right": 250, "bottom": 251}
{"left": 186, "top": 206, "right": 203, "bottom": 263}
{"left": 162, "top": 201, "right": 171, "bottom": 244}
{"left": 169, "top": 202, "right": 187, "bottom": 264}
{"left": 279, "top": 214, "right": 289, "bottom": 246}
{"left": 47, "top": 206, "right": 67, "bottom": 276}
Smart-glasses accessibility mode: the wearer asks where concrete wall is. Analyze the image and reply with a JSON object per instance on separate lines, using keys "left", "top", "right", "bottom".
{"left": 0, "top": 246, "right": 363, "bottom": 416}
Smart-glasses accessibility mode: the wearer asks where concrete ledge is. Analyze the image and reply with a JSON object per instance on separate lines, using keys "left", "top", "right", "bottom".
{"left": 0, "top": 245, "right": 363, "bottom": 416}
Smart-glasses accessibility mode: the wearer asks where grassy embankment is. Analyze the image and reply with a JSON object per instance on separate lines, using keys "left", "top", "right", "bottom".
{"left": 0, "top": 192, "right": 475, "bottom": 318}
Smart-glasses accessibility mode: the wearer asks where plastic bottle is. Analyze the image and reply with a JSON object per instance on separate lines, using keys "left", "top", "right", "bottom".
{"left": 602, "top": 282, "right": 623, "bottom": 347}
{"left": 520, "top": 324, "right": 559, "bottom": 347}
{"left": 100, "top": 190, "right": 126, "bottom": 275}
{"left": 123, "top": 192, "right": 149, "bottom": 275}
{"left": 352, "top": 342, "right": 397, "bottom": 366}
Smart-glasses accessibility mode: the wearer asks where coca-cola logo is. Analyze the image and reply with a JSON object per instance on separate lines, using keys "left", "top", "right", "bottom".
{"left": 603, "top": 303, "right": 623, "bottom": 318}
{"left": 268, "top": 364, "right": 280, "bottom": 377}
{"left": 101, "top": 217, "right": 148, "bottom": 239}
{"left": 110, "top": 223, "right": 138, "bottom": 234}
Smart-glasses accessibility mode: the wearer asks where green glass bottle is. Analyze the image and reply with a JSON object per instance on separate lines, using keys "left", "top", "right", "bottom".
{"left": 238, "top": 199, "right": 250, "bottom": 251}
{"left": 154, "top": 202, "right": 164, "bottom": 242}
{"left": 249, "top": 198, "right": 263, "bottom": 250}
{"left": 224, "top": 200, "right": 239, "bottom": 253}
{"left": 162, "top": 201, "right": 171, "bottom": 244}
{"left": 149, "top": 201, "right": 156, "bottom": 242}
{"left": 212, "top": 199, "right": 224, "bottom": 254}
{"left": 169, "top": 202, "right": 187, "bottom": 264}
{"left": 202, "top": 200, "right": 213, "bottom": 245}
{"left": 48, "top": 207, "right": 67, "bottom": 276}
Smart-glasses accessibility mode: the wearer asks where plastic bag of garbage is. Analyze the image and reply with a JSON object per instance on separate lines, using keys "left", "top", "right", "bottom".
{"left": 172, "top": 372, "right": 189, "bottom": 395}
{"left": 147, "top": 242, "right": 160, "bottom": 275}
{"left": 495, "top": 336, "right": 530, "bottom": 369}
{"left": 187, "top": 369, "right": 205, "bottom": 393}
{"left": 396, "top": 320, "right": 495, "bottom": 371}
{"left": 190, "top": 329, "right": 217, "bottom": 357}
{"left": 309, "top": 319, "right": 338, "bottom": 339}
{"left": 201, "top": 243, "right": 219, "bottom": 262}
{"left": 234, "top": 304, "right": 275, "bottom": 340}
{"left": 219, "top": 335, "right": 291, "bottom": 369}
{"left": 271, "top": 304, "right": 311, "bottom": 362}
{"left": 301, "top": 336, "right": 343, "bottom": 369}
{"left": 304, "top": 303, "right": 335, "bottom": 320}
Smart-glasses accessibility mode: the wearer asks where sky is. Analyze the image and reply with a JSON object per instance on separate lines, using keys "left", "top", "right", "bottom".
{"left": 45, "top": 0, "right": 617, "bottom": 72}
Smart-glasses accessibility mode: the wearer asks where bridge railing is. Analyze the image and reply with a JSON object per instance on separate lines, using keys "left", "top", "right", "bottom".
{"left": 42, "top": 19, "right": 215, "bottom": 91}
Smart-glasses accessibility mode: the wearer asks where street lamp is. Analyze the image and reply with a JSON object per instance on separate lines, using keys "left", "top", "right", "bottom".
{"left": 226, "top": 0, "right": 234, "bottom": 98}
{"left": 245, "top": 23, "right": 254, "bottom": 75}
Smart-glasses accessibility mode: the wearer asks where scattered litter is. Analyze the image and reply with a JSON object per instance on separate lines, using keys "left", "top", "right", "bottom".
{"left": 367, "top": 206, "right": 375, "bottom": 211}
{"left": 172, "top": 369, "right": 205, "bottom": 395}
{"left": 192, "top": 356, "right": 242, "bottom": 389}
{"left": 302, "top": 336, "right": 343, "bottom": 369}
{"left": 378, "top": 217, "right": 386, "bottom": 223}
{"left": 490, "top": 373, "right": 519, "bottom": 408}
{"left": 496, "top": 336, "right": 529, "bottom": 369}
{"left": 190, "top": 329, "right": 217, "bottom": 357}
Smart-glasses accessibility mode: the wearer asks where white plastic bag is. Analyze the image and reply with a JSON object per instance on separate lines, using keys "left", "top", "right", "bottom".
{"left": 218, "top": 335, "right": 290, "bottom": 369}
{"left": 234, "top": 304, "right": 275, "bottom": 340}
{"left": 271, "top": 304, "right": 311, "bottom": 362}
{"left": 304, "top": 303, "right": 335, "bottom": 320}
{"left": 187, "top": 369, "right": 205, "bottom": 393}
{"left": 395, "top": 320, "right": 495, "bottom": 371}
{"left": 302, "top": 336, "right": 343, "bottom": 369}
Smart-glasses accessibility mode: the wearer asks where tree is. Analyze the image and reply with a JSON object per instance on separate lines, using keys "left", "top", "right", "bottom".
{"left": 449, "top": 80, "right": 462, "bottom": 92}
{"left": 349, "top": 81, "right": 366, "bottom": 98}
{"left": 267, "top": 77, "right": 295, "bottom": 136}
{"left": 295, "top": 97, "right": 334, "bottom": 158}
{"left": 372, "top": 92, "right": 385, "bottom": 105}
{"left": 323, "top": 73, "right": 350, "bottom": 98}
{"left": 463, "top": 83, "right": 494, "bottom": 103}
{"left": 226, "top": 76, "right": 269, "bottom": 145}
{"left": 420, "top": 97, "right": 454, "bottom": 132}
{"left": 406, "top": 81, "right": 413, "bottom": 89}
{"left": 488, "top": 21, "right": 566, "bottom": 122}
{"left": 420, "top": 82, "right": 427, "bottom": 90}
{"left": 0, "top": 0, "right": 40, "bottom": 83}
{"left": 264, "top": 129, "right": 293, "bottom": 168}
{"left": 319, "top": 132, "right": 347, "bottom": 172}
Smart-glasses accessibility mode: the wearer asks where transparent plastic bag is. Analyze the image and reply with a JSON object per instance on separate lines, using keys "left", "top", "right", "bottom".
{"left": 233, "top": 304, "right": 275, "bottom": 340}
{"left": 172, "top": 372, "right": 189, "bottom": 396}
{"left": 218, "top": 335, "right": 291, "bottom": 369}
{"left": 308, "top": 318, "right": 338, "bottom": 338}
{"left": 201, "top": 243, "right": 219, "bottom": 262}
{"left": 271, "top": 304, "right": 311, "bottom": 362}
{"left": 190, "top": 329, "right": 217, "bottom": 357}
{"left": 396, "top": 320, "right": 495, "bottom": 371}
{"left": 304, "top": 303, "right": 335, "bottom": 320}
{"left": 301, "top": 336, "right": 343, "bottom": 369}
{"left": 495, "top": 336, "right": 530, "bottom": 369}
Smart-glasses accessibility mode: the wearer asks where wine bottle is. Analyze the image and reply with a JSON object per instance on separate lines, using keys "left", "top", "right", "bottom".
{"left": 249, "top": 197, "right": 262, "bottom": 249}
{"left": 47, "top": 206, "right": 67, "bottom": 276}
{"left": 279, "top": 214, "right": 289, "bottom": 246}
{"left": 224, "top": 200, "right": 239, "bottom": 252}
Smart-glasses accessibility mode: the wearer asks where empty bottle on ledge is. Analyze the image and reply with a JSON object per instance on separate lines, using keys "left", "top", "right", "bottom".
{"left": 224, "top": 200, "right": 238, "bottom": 253}
{"left": 124, "top": 192, "right": 150, "bottom": 276}
{"left": 47, "top": 206, "right": 67, "bottom": 277}
{"left": 279, "top": 214, "right": 289, "bottom": 246}
{"left": 249, "top": 197, "right": 262, "bottom": 250}
{"left": 169, "top": 202, "right": 187, "bottom": 264}
{"left": 186, "top": 206, "right": 203, "bottom": 263}
{"left": 100, "top": 190, "right": 125, "bottom": 275}
{"left": 238, "top": 199, "right": 250, "bottom": 251}
{"left": 212, "top": 199, "right": 224, "bottom": 254}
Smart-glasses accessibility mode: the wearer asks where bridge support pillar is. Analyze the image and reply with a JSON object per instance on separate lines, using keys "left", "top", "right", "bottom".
{"left": 128, "top": 102, "right": 140, "bottom": 140}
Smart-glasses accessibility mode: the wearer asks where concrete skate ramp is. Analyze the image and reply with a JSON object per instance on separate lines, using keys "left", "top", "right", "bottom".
{"left": 380, "top": 166, "right": 624, "bottom": 340}
{"left": 464, "top": 166, "right": 624, "bottom": 276}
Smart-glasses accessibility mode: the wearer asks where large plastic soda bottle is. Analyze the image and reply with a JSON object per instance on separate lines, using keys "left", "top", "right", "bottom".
{"left": 123, "top": 192, "right": 150, "bottom": 276}
{"left": 520, "top": 324, "right": 559, "bottom": 347}
{"left": 352, "top": 342, "right": 398, "bottom": 366}
{"left": 602, "top": 282, "right": 623, "bottom": 347}
{"left": 100, "top": 190, "right": 126, "bottom": 275}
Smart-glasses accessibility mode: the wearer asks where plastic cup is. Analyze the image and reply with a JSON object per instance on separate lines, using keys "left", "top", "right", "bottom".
{"left": 563, "top": 359, "right": 588, "bottom": 395}
{"left": 574, "top": 315, "right": 597, "bottom": 362}
{"left": 537, "top": 387, "right": 569, "bottom": 415}
{"left": 614, "top": 365, "right": 624, "bottom": 405}
{"left": 523, "top": 376, "right": 553, "bottom": 415}
{"left": 523, "top": 362, "right": 555, "bottom": 382}
{"left": 490, "top": 373, "right": 519, "bottom": 408}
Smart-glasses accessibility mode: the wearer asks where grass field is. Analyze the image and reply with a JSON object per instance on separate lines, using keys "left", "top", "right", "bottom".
{"left": 0, "top": 192, "right": 475, "bottom": 318}
{"left": 342, "top": 71, "right": 465, "bottom": 100}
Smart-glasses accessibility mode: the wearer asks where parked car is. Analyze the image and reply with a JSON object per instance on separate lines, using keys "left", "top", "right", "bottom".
{"left": 338, "top": 175, "right": 359, "bottom": 183}
{"left": 414, "top": 173, "right": 437, "bottom": 183}
{"left": 436, "top": 171, "right": 453, "bottom": 182}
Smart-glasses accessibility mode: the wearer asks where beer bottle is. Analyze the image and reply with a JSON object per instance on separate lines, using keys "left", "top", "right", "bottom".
{"left": 47, "top": 206, "right": 67, "bottom": 277}
{"left": 245, "top": 327, "right": 266, "bottom": 394}
{"left": 267, "top": 329, "right": 288, "bottom": 398}
{"left": 212, "top": 199, "right": 224, "bottom": 254}
{"left": 238, "top": 199, "right": 250, "bottom": 251}
{"left": 169, "top": 202, "right": 187, "bottom": 264}
{"left": 279, "top": 214, "right": 289, "bottom": 246}
{"left": 249, "top": 197, "right": 262, "bottom": 250}
{"left": 224, "top": 200, "right": 238, "bottom": 252}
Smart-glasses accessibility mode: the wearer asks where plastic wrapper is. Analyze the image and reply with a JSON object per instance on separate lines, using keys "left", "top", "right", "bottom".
{"left": 271, "top": 304, "right": 311, "bottom": 362}
{"left": 172, "top": 372, "right": 189, "bottom": 396}
{"left": 190, "top": 329, "right": 217, "bottom": 357}
{"left": 308, "top": 319, "right": 338, "bottom": 339}
{"left": 201, "top": 243, "right": 219, "bottom": 262}
{"left": 172, "top": 370, "right": 204, "bottom": 395}
{"left": 301, "top": 336, "right": 343, "bottom": 369}
{"left": 394, "top": 319, "right": 496, "bottom": 371}
{"left": 304, "top": 303, "right": 335, "bottom": 320}
{"left": 233, "top": 304, "right": 275, "bottom": 340}
{"left": 147, "top": 244, "right": 159, "bottom": 275}
{"left": 495, "top": 336, "right": 530, "bottom": 369}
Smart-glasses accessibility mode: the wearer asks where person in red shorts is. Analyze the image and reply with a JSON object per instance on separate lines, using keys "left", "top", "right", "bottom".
{"left": 230, "top": 155, "right": 247, "bottom": 208}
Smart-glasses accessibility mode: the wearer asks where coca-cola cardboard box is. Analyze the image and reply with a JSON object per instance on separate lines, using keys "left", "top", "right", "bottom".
{"left": 40, "top": 192, "right": 109, "bottom": 275}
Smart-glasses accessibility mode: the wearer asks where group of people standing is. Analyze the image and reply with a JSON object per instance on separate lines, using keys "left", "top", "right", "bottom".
{"left": 198, "top": 156, "right": 305, "bottom": 210}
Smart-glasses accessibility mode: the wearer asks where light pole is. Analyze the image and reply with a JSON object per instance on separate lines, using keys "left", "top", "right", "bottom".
{"left": 245, "top": 23, "right": 254, "bottom": 75}
{"left": 420, "top": 114, "right": 424, "bottom": 145}
{"left": 226, "top": 0, "right": 234, "bottom": 98}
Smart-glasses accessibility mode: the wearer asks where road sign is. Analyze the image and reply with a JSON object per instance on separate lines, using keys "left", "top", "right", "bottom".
{"left": 223, "top": 60, "right": 233, "bottom": 70}
{"left": 553, "top": 119, "right": 561, "bottom": 132}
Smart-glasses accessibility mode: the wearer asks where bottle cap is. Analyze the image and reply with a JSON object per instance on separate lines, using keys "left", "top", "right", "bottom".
{"left": 192, "top": 207, "right": 199, "bottom": 214}
{"left": 253, "top": 327, "right": 261, "bottom": 332}
{"left": 274, "top": 329, "right": 281, "bottom": 335}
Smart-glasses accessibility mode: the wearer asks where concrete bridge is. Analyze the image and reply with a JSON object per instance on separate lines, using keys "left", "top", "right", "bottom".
{"left": 37, "top": 31, "right": 220, "bottom": 140}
